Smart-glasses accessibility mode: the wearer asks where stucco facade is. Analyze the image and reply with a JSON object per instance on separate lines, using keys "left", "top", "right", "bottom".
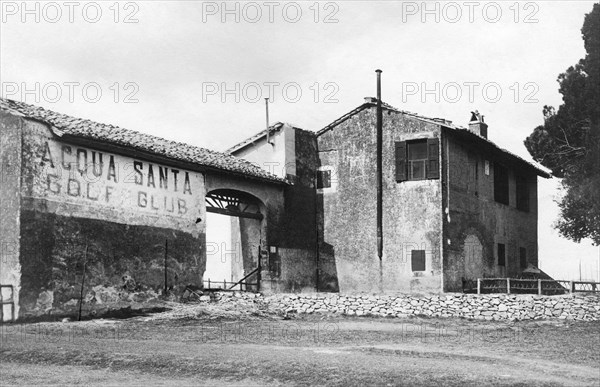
{"left": 0, "top": 98, "right": 292, "bottom": 320}
{"left": 313, "top": 101, "right": 548, "bottom": 294}
{"left": 0, "top": 96, "right": 549, "bottom": 320}
{"left": 316, "top": 106, "right": 443, "bottom": 294}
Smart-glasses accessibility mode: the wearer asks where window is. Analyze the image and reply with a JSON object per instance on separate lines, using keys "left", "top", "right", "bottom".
{"left": 494, "top": 163, "right": 509, "bottom": 205}
{"left": 408, "top": 141, "right": 427, "bottom": 180}
{"left": 396, "top": 138, "right": 439, "bottom": 182}
{"left": 516, "top": 176, "right": 529, "bottom": 212}
{"left": 316, "top": 169, "right": 331, "bottom": 189}
{"left": 519, "top": 247, "right": 527, "bottom": 269}
{"left": 497, "top": 243, "right": 506, "bottom": 266}
{"left": 411, "top": 250, "right": 426, "bottom": 271}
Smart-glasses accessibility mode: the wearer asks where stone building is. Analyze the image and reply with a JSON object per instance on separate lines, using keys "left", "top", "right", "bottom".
{"left": 0, "top": 96, "right": 549, "bottom": 320}
{"left": 234, "top": 98, "right": 550, "bottom": 294}
{"left": 0, "top": 98, "right": 315, "bottom": 320}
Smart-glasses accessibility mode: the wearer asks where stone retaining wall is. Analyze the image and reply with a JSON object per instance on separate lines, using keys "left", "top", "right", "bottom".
{"left": 218, "top": 292, "right": 600, "bottom": 321}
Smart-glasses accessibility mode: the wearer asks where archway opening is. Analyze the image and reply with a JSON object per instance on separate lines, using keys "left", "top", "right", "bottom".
{"left": 204, "top": 189, "right": 264, "bottom": 291}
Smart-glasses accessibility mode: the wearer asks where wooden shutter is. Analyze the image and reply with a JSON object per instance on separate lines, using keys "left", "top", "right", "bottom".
{"left": 427, "top": 137, "right": 440, "bottom": 179}
{"left": 395, "top": 141, "right": 407, "bottom": 182}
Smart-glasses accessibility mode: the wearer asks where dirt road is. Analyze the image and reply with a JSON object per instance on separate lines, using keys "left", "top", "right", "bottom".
{"left": 1, "top": 311, "right": 599, "bottom": 386}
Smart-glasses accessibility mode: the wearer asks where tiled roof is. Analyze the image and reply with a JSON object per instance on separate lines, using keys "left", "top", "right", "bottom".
{"left": 226, "top": 122, "right": 315, "bottom": 154}
{"left": 317, "top": 97, "right": 551, "bottom": 178}
{"left": 226, "top": 122, "right": 285, "bottom": 154}
{"left": 0, "top": 98, "right": 286, "bottom": 184}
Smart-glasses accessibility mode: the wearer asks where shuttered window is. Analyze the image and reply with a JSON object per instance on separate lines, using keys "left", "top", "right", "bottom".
{"left": 317, "top": 170, "right": 331, "bottom": 189}
{"left": 516, "top": 175, "right": 529, "bottom": 212}
{"left": 494, "top": 163, "right": 509, "bottom": 205}
{"left": 497, "top": 243, "right": 506, "bottom": 266}
{"left": 395, "top": 137, "right": 440, "bottom": 182}
{"left": 395, "top": 142, "right": 407, "bottom": 181}
{"left": 427, "top": 138, "right": 440, "bottom": 179}
{"left": 519, "top": 247, "right": 527, "bottom": 269}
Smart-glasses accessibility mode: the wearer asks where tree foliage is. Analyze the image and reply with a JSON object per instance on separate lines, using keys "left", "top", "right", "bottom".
{"left": 524, "top": 4, "right": 600, "bottom": 245}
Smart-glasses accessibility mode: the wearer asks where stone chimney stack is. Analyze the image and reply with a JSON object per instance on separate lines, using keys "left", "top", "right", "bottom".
{"left": 469, "top": 111, "right": 488, "bottom": 139}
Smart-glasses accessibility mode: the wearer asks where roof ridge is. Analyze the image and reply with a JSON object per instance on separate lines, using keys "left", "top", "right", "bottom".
{"left": 0, "top": 97, "right": 286, "bottom": 184}
{"left": 316, "top": 97, "right": 551, "bottom": 178}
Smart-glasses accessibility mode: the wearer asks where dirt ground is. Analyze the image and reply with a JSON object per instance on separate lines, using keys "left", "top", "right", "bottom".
{"left": 1, "top": 303, "right": 599, "bottom": 386}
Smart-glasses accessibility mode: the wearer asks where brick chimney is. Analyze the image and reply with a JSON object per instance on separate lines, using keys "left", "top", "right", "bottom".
{"left": 469, "top": 110, "right": 488, "bottom": 139}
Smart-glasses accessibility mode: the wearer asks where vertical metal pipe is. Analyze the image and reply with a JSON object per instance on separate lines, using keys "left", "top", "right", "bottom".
{"left": 78, "top": 243, "right": 88, "bottom": 321}
{"left": 265, "top": 98, "right": 271, "bottom": 145}
{"left": 376, "top": 70, "right": 383, "bottom": 261}
{"left": 164, "top": 239, "right": 168, "bottom": 296}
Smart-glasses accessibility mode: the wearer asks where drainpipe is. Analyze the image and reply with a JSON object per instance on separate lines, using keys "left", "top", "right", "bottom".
{"left": 376, "top": 70, "right": 383, "bottom": 291}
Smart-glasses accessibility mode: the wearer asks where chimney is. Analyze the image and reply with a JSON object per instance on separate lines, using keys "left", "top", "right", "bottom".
{"left": 469, "top": 110, "right": 488, "bottom": 139}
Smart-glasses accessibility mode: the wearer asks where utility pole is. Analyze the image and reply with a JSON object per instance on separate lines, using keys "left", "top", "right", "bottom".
{"left": 376, "top": 69, "right": 383, "bottom": 293}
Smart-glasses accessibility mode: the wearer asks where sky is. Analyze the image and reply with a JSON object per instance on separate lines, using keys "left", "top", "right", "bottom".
{"left": 1, "top": 0, "right": 598, "bottom": 281}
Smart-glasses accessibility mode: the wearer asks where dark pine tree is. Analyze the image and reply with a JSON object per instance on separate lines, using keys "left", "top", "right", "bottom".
{"left": 525, "top": 3, "right": 600, "bottom": 245}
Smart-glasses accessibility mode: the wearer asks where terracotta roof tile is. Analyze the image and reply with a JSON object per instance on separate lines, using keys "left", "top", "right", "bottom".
{"left": 0, "top": 98, "right": 286, "bottom": 184}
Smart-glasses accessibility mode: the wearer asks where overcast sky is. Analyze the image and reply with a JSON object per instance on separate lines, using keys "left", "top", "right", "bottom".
{"left": 1, "top": 0, "right": 598, "bottom": 280}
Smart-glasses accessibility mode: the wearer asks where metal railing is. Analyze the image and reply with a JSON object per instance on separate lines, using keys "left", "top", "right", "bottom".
{"left": 465, "top": 278, "right": 600, "bottom": 295}
{"left": 203, "top": 279, "right": 259, "bottom": 292}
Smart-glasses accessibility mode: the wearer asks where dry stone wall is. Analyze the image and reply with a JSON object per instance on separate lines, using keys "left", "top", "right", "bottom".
{"left": 213, "top": 292, "right": 600, "bottom": 321}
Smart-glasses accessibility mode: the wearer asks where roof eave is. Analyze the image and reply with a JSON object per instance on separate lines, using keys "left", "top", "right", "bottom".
{"left": 55, "top": 131, "right": 288, "bottom": 186}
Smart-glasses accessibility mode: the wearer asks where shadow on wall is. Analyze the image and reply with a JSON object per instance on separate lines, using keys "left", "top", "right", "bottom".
{"left": 316, "top": 192, "right": 339, "bottom": 292}
{"left": 19, "top": 210, "right": 204, "bottom": 318}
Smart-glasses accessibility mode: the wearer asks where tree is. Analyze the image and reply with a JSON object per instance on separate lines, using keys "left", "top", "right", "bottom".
{"left": 524, "top": 3, "right": 600, "bottom": 245}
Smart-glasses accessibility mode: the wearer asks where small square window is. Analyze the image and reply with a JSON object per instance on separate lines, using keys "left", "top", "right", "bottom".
{"left": 411, "top": 250, "right": 426, "bottom": 271}
{"left": 497, "top": 243, "right": 506, "bottom": 266}
{"left": 317, "top": 170, "right": 331, "bottom": 189}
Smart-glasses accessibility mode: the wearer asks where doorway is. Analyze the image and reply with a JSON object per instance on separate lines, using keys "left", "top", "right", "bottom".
{"left": 204, "top": 189, "right": 264, "bottom": 291}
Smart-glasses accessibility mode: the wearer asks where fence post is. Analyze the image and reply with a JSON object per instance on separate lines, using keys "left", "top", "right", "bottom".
{"left": 208, "top": 278, "right": 211, "bottom": 289}
{"left": 538, "top": 279, "right": 542, "bottom": 295}
{"left": 570, "top": 281, "right": 574, "bottom": 293}
{"left": 224, "top": 279, "right": 226, "bottom": 289}
{"left": 477, "top": 279, "right": 481, "bottom": 295}
{"left": 506, "top": 278, "right": 511, "bottom": 294}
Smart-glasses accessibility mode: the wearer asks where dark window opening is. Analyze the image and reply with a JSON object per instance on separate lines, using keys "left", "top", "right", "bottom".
{"left": 519, "top": 247, "right": 527, "bottom": 269}
{"left": 516, "top": 176, "right": 530, "bottom": 212}
{"left": 494, "top": 163, "right": 509, "bottom": 205}
{"left": 317, "top": 170, "right": 331, "bottom": 189}
{"left": 411, "top": 250, "right": 426, "bottom": 271}
{"left": 497, "top": 243, "right": 506, "bottom": 266}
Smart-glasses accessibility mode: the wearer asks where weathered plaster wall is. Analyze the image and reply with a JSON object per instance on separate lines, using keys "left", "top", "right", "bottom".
{"left": 317, "top": 108, "right": 443, "bottom": 294}
{"left": 18, "top": 119, "right": 207, "bottom": 318}
{"left": 232, "top": 127, "right": 292, "bottom": 179}
{"left": 0, "top": 111, "right": 23, "bottom": 321}
{"left": 443, "top": 131, "right": 539, "bottom": 292}
{"left": 229, "top": 128, "right": 318, "bottom": 293}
